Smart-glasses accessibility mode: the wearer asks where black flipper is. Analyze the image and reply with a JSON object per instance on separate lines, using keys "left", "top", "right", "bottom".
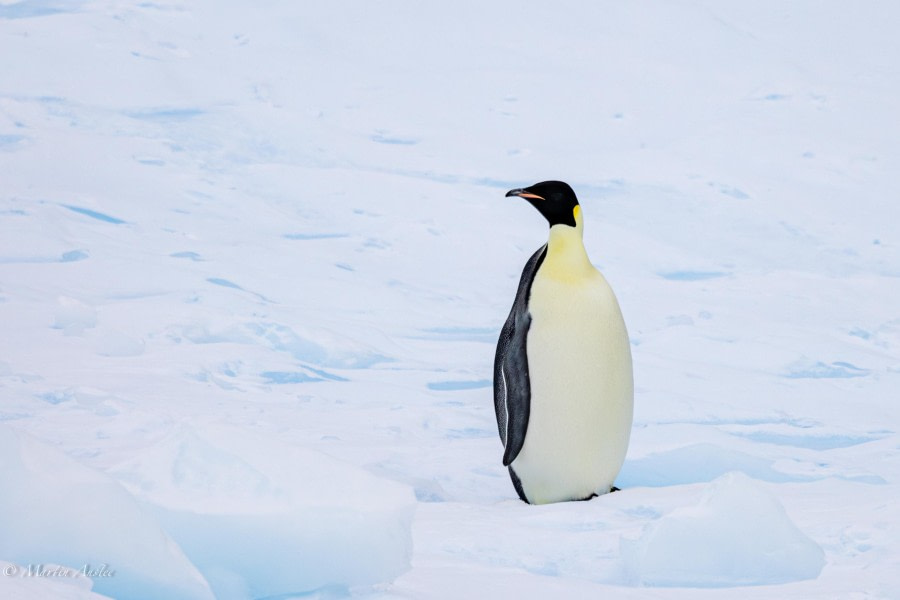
{"left": 508, "top": 466, "right": 529, "bottom": 503}
{"left": 493, "top": 244, "right": 547, "bottom": 468}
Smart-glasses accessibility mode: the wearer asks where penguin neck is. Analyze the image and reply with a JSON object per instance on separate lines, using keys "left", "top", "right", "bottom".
{"left": 542, "top": 215, "right": 595, "bottom": 280}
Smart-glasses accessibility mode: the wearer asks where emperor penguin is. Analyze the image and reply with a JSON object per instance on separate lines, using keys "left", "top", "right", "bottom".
{"left": 493, "top": 180, "right": 633, "bottom": 504}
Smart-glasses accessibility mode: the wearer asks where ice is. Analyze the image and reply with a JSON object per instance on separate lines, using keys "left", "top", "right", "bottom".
{"left": 260, "top": 368, "right": 347, "bottom": 384}
{"left": 782, "top": 359, "right": 870, "bottom": 379}
{"left": 0, "top": 560, "right": 112, "bottom": 600}
{"left": 656, "top": 270, "right": 730, "bottom": 282}
{"left": 426, "top": 380, "right": 492, "bottom": 391}
{"left": 60, "top": 205, "right": 126, "bottom": 225}
{"left": 179, "top": 321, "right": 390, "bottom": 370}
{"left": 0, "top": 425, "right": 214, "bottom": 600}
{"left": 1, "top": 0, "right": 899, "bottom": 597}
{"left": 51, "top": 296, "right": 97, "bottom": 335}
{"left": 0, "top": 2, "right": 78, "bottom": 20}
{"left": 622, "top": 473, "right": 825, "bottom": 587}
{"left": 95, "top": 330, "right": 145, "bottom": 357}
{"left": 617, "top": 443, "right": 813, "bottom": 487}
{"left": 110, "top": 424, "right": 416, "bottom": 599}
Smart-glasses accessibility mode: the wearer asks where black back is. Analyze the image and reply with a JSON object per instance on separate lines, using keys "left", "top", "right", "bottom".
{"left": 493, "top": 244, "right": 547, "bottom": 467}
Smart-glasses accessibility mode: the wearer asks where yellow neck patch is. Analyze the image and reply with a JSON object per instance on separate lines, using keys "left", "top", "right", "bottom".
{"left": 543, "top": 213, "right": 594, "bottom": 281}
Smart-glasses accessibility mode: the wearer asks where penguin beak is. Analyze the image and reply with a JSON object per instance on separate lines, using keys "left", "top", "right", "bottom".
{"left": 506, "top": 188, "right": 545, "bottom": 201}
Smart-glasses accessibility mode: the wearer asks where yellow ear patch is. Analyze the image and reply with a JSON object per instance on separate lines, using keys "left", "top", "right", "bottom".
{"left": 573, "top": 205, "right": 581, "bottom": 220}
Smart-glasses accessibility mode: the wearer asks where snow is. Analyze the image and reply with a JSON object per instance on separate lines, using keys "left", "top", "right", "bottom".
{"left": 111, "top": 424, "right": 415, "bottom": 599}
{"left": 622, "top": 472, "right": 825, "bottom": 587}
{"left": 1, "top": 1, "right": 899, "bottom": 599}
{"left": 0, "top": 424, "right": 213, "bottom": 600}
{"left": 0, "top": 559, "right": 110, "bottom": 600}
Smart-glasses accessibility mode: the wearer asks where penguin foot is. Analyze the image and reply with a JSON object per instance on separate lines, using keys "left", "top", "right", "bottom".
{"left": 580, "top": 486, "right": 619, "bottom": 501}
{"left": 582, "top": 486, "right": 620, "bottom": 501}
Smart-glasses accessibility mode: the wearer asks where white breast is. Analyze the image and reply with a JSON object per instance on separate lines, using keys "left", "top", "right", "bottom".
{"left": 511, "top": 225, "right": 634, "bottom": 504}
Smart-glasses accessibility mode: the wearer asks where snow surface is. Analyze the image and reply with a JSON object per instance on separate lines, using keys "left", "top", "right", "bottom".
{"left": 1, "top": 0, "right": 899, "bottom": 598}
{"left": 622, "top": 472, "right": 824, "bottom": 587}
{"left": 0, "top": 424, "right": 213, "bottom": 600}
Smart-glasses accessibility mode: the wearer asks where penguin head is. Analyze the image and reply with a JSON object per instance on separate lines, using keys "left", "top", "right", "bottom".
{"left": 506, "top": 180, "right": 579, "bottom": 228}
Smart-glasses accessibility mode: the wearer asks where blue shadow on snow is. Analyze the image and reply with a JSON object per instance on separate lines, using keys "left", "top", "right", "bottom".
{"left": 62, "top": 205, "right": 126, "bottom": 225}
